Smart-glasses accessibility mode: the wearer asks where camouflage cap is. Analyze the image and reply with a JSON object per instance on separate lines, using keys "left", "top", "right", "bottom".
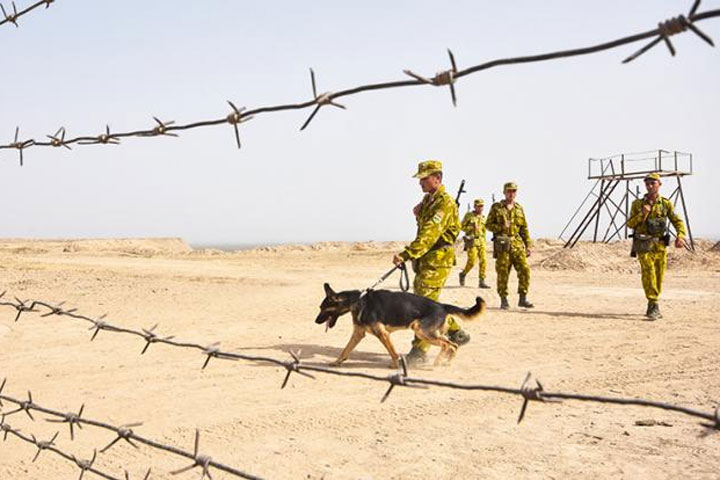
{"left": 644, "top": 173, "right": 661, "bottom": 182}
{"left": 474, "top": 199, "right": 484, "bottom": 206}
{"left": 412, "top": 160, "right": 443, "bottom": 179}
{"left": 503, "top": 181, "right": 518, "bottom": 191}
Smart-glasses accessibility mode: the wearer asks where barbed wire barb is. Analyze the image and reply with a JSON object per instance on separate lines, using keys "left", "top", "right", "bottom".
{"left": 73, "top": 448, "right": 98, "bottom": 480}
{"left": 0, "top": 0, "right": 54, "bottom": 29}
{"left": 0, "top": 1, "right": 19, "bottom": 27}
{"left": 623, "top": 0, "right": 715, "bottom": 63}
{"left": 46, "top": 126, "right": 73, "bottom": 150}
{"left": 226, "top": 101, "right": 253, "bottom": 149}
{"left": 280, "top": 349, "right": 315, "bottom": 389}
{"left": 140, "top": 323, "right": 175, "bottom": 354}
{"left": 101, "top": 422, "right": 143, "bottom": 453}
{"left": 299, "top": 68, "right": 346, "bottom": 131}
{"left": 46, "top": 403, "right": 85, "bottom": 440}
{"left": 31, "top": 431, "right": 59, "bottom": 462}
{"left": 7, "top": 126, "right": 34, "bottom": 166}
{"left": 170, "top": 430, "right": 214, "bottom": 480}
{"left": 404, "top": 48, "right": 459, "bottom": 106}
{"left": 5, "top": 390, "right": 36, "bottom": 420}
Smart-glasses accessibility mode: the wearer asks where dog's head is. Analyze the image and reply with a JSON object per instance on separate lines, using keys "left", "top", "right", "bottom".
{"left": 315, "top": 283, "right": 355, "bottom": 329}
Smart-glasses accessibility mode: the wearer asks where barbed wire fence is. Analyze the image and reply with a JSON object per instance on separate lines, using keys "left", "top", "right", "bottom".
{"left": 1, "top": 292, "right": 718, "bottom": 435}
{"left": 0, "top": 383, "right": 263, "bottom": 480}
{"left": 1, "top": 1, "right": 718, "bottom": 165}
{"left": 0, "top": 0, "right": 52, "bottom": 29}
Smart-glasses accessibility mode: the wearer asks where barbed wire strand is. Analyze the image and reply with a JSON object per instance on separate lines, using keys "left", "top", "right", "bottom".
{"left": 0, "top": 382, "right": 264, "bottom": 480}
{"left": 0, "top": 414, "right": 122, "bottom": 480}
{"left": 1, "top": 292, "right": 718, "bottom": 434}
{"left": 0, "top": 1, "right": 718, "bottom": 164}
{"left": 0, "top": 0, "right": 53, "bottom": 29}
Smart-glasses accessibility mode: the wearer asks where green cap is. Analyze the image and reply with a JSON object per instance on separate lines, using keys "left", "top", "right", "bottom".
{"left": 474, "top": 199, "right": 484, "bottom": 206}
{"left": 644, "top": 173, "right": 661, "bottom": 181}
{"left": 503, "top": 181, "right": 518, "bottom": 191}
{"left": 412, "top": 160, "right": 443, "bottom": 179}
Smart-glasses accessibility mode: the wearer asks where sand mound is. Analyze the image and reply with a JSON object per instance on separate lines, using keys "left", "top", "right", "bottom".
{"left": 0, "top": 238, "right": 191, "bottom": 257}
{"left": 532, "top": 241, "right": 637, "bottom": 273}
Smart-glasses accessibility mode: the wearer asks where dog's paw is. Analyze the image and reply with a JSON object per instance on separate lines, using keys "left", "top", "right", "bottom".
{"left": 328, "top": 360, "right": 344, "bottom": 367}
{"left": 388, "top": 361, "right": 399, "bottom": 369}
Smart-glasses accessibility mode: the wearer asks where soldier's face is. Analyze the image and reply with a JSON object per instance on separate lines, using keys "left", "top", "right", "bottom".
{"left": 419, "top": 174, "right": 441, "bottom": 193}
{"left": 474, "top": 205, "right": 483, "bottom": 214}
{"left": 504, "top": 189, "right": 517, "bottom": 202}
{"left": 645, "top": 179, "right": 660, "bottom": 195}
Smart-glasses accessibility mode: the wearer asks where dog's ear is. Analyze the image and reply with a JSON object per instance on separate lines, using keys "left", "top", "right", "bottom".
{"left": 323, "top": 283, "right": 335, "bottom": 297}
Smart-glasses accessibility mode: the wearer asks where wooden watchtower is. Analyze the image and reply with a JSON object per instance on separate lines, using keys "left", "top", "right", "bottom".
{"left": 560, "top": 150, "right": 695, "bottom": 250}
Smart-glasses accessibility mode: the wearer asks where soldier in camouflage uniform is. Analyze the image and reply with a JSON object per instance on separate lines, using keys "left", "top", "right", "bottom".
{"left": 626, "top": 173, "right": 687, "bottom": 320}
{"left": 393, "top": 160, "right": 468, "bottom": 365}
{"left": 459, "top": 199, "right": 491, "bottom": 289}
{"left": 485, "top": 182, "right": 534, "bottom": 310}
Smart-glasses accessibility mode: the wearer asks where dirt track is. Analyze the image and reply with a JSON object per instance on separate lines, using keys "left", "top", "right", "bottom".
{"left": 1, "top": 238, "right": 719, "bottom": 479}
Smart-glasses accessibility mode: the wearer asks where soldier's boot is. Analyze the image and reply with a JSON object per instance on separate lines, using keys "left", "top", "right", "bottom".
{"left": 478, "top": 278, "right": 491, "bottom": 289}
{"left": 518, "top": 294, "right": 534, "bottom": 308}
{"left": 459, "top": 272, "right": 466, "bottom": 287}
{"left": 645, "top": 302, "right": 653, "bottom": 317}
{"left": 647, "top": 302, "right": 662, "bottom": 320}
{"left": 500, "top": 296, "right": 510, "bottom": 310}
{"left": 405, "top": 345, "right": 429, "bottom": 366}
{"left": 447, "top": 329, "right": 471, "bottom": 346}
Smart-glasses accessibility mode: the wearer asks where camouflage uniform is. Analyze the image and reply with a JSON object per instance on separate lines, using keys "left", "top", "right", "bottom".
{"left": 399, "top": 161, "right": 461, "bottom": 353}
{"left": 626, "top": 192, "right": 686, "bottom": 304}
{"left": 460, "top": 205, "right": 487, "bottom": 282}
{"left": 486, "top": 194, "right": 531, "bottom": 298}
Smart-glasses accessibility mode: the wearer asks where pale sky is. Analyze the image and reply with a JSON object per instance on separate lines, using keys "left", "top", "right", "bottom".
{"left": 1, "top": 0, "right": 718, "bottom": 246}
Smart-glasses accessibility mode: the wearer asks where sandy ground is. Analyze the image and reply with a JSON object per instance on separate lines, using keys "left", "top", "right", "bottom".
{"left": 0, "top": 238, "right": 719, "bottom": 480}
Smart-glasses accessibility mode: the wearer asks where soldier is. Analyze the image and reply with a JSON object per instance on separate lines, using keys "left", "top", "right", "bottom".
{"left": 392, "top": 160, "right": 469, "bottom": 365}
{"left": 459, "top": 199, "right": 491, "bottom": 289}
{"left": 626, "top": 173, "right": 687, "bottom": 320}
{"left": 485, "top": 182, "right": 534, "bottom": 310}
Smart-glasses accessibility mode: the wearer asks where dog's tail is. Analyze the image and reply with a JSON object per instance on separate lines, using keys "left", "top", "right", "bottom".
{"left": 443, "top": 296, "right": 486, "bottom": 321}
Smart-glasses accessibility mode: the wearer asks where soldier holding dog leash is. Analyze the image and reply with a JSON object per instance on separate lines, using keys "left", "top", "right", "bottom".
{"left": 392, "top": 160, "right": 471, "bottom": 366}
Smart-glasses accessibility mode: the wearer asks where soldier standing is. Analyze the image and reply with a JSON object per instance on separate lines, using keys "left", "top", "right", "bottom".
{"left": 486, "top": 182, "right": 534, "bottom": 310}
{"left": 459, "top": 199, "right": 491, "bottom": 289}
{"left": 626, "top": 173, "right": 687, "bottom": 320}
{"left": 392, "top": 160, "right": 469, "bottom": 365}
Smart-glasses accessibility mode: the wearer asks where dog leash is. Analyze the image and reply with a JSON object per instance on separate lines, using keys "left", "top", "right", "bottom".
{"left": 364, "top": 262, "right": 410, "bottom": 295}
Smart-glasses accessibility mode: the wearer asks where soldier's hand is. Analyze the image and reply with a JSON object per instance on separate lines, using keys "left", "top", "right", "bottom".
{"left": 412, "top": 203, "right": 422, "bottom": 217}
{"left": 392, "top": 254, "right": 405, "bottom": 266}
{"left": 674, "top": 237, "right": 686, "bottom": 249}
{"left": 642, "top": 204, "right": 651, "bottom": 215}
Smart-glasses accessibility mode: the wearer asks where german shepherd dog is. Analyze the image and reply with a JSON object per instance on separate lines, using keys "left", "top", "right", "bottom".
{"left": 316, "top": 283, "right": 486, "bottom": 368}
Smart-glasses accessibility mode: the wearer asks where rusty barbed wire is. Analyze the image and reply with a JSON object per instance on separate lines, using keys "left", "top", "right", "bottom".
{"left": 0, "top": 379, "right": 264, "bottom": 480}
{"left": 1, "top": 1, "right": 718, "bottom": 165}
{"left": 1, "top": 292, "right": 718, "bottom": 434}
{"left": 0, "top": 413, "right": 122, "bottom": 480}
{"left": 0, "top": 0, "right": 53, "bottom": 29}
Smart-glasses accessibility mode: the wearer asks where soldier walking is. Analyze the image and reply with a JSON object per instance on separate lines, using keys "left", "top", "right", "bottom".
{"left": 392, "top": 160, "right": 470, "bottom": 365}
{"left": 459, "top": 199, "right": 491, "bottom": 289}
{"left": 486, "top": 182, "right": 534, "bottom": 310}
{"left": 626, "top": 173, "right": 687, "bottom": 320}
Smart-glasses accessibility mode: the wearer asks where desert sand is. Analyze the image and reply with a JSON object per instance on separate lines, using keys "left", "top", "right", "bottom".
{"left": 1, "top": 238, "right": 719, "bottom": 479}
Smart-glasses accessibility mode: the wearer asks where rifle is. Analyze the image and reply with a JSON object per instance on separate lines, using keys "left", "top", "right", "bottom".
{"left": 455, "top": 179, "right": 466, "bottom": 206}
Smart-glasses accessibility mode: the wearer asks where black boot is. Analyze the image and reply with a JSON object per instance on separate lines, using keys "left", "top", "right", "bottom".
{"left": 478, "top": 278, "right": 491, "bottom": 289}
{"left": 500, "top": 296, "right": 510, "bottom": 310}
{"left": 447, "top": 329, "right": 471, "bottom": 346}
{"left": 459, "top": 272, "right": 466, "bottom": 287}
{"left": 405, "top": 345, "right": 429, "bottom": 366}
{"left": 518, "top": 294, "right": 534, "bottom": 308}
{"left": 646, "top": 302, "right": 662, "bottom": 320}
